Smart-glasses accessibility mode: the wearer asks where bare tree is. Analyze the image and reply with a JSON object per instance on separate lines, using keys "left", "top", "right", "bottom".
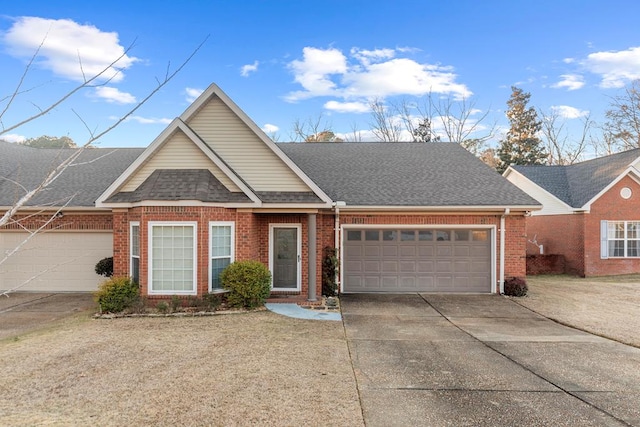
{"left": 290, "top": 113, "right": 343, "bottom": 142}
{"left": 368, "top": 98, "right": 404, "bottom": 142}
{"left": 603, "top": 80, "right": 640, "bottom": 151}
{"left": 0, "top": 37, "right": 206, "bottom": 295}
{"left": 539, "top": 109, "right": 593, "bottom": 165}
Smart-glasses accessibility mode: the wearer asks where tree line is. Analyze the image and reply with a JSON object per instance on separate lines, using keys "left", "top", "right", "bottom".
{"left": 282, "top": 80, "right": 640, "bottom": 172}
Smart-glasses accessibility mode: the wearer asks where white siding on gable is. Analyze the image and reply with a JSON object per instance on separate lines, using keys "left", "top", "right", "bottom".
{"left": 186, "top": 96, "right": 311, "bottom": 192}
{"left": 121, "top": 129, "right": 241, "bottom": 192}
{"left": 505, "top": 171, "right": 573, "bottom": 215}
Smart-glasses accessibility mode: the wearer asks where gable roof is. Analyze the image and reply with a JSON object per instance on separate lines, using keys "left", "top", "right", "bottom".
{"left": 278, "top": 142, "right": 541, "bottom": 209}
{"left": 510, "top": 148, "right": 640, "bottom": 208}
{"left": 0, "top": 140, "right": 143, "bottom": 208}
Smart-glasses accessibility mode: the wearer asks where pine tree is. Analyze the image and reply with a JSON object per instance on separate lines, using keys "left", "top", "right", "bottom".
{"left": 496, "top": 86, "right": 547, "bottom": 173}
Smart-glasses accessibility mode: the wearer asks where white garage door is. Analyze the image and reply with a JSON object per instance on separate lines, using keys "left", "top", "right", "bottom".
{"left": 343, "top": 228, "right": 492, "bottom": 293}
{"left": 0, "top": 232, "right": 113, "bottom": 292}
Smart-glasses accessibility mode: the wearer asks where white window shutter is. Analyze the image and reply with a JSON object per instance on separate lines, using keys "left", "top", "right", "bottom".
{"left": 600, "top": 220, "right": 608, "bottom": 259}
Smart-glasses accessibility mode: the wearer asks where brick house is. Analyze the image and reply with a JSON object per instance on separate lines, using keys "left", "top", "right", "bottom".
{"left": 504, "top": 149, "right": 640, "bottom": 276}
{"left": 1, "top": 83, "right": 540, "bottom": 298}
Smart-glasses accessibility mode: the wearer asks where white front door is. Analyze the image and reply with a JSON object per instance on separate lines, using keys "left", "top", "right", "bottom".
{"left": 269, "top": 224, "right": 301, "bottom": 291}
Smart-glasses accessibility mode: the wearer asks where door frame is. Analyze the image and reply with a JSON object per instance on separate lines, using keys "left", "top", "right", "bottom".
{"left": 269, "top": 223, "right": 302, "bottom": 291}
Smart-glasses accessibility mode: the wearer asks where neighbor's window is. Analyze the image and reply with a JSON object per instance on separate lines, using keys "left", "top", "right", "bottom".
{"left": 130, "top": 222, "right": 140, "bottom": 284}
{"left": 149, "top": 222, "right": 197, "bottom": 295}
{"left": 606, "top": 221, "right": 640, "bottom": 258}
{"left": 210, "top": 222, "right": 234, "bottom": 290}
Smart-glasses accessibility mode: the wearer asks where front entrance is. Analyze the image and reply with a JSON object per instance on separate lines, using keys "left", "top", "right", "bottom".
{"left": 269, "top": 224, "right": 301, "bottom": 290}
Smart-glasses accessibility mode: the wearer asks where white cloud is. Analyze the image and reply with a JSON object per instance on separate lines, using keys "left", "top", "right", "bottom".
{"left": 550, "top": 105, "right": 589, "bottom": 119}
{"left": 109, "top": 115, "right": 172, "bottom": 125}
{"left": 2, "top": 16, "right": 138, "bottom": 83}
{"left": 240, "top": 60, "right": 259, "bottom": 77}
{"left": 94, "top": 86, "right": 136, "bottom": 104}
{"left": 262, "top": 123, "right": 279, "bottom": 133}
{"left": 0, "top": 133, "right": 26, "bottom": 143}
{"left": 286, "top": 47, "right": 348, "bottom": 101}
{"left": 563, "top": 58, "right": 575, "bottom": 64}
{"left": 551, "top": 74, "right": 585, "bottom": 91}
{"left": 324, "top": 100, "right": 370, "bottom": 113}
{"left": 285, "top": 46, "right": 471, "bottom": 104}
{"left": 583, "top": 46, "right": 640, "bottom": 88}
{"left": 185, "top": 87, "right": 204, "bottom": 102}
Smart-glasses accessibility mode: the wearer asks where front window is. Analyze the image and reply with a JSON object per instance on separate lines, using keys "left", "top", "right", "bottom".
{"left": 607, "top": 221, "right": 640, "bottom": 258}
{"left": 210, "top": 222, "right": 234, "bottom": 291}
{"left": 130, "top": 222, "right": 140, "bottom": 284}
{"left": 149, "top": 222, "right": 197, "bottom": 295}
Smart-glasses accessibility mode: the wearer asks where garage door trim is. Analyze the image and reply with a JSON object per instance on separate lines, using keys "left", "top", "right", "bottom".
{"left": 340, "top": 224, "right": 496, "bottom": 294}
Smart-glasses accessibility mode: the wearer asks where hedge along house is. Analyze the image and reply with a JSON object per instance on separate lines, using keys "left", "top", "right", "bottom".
{"left": 1, "top": 83, "right": 541, "bottom": 299}
{"left": 504, "top": 149, "right": 640, "bottom": 277}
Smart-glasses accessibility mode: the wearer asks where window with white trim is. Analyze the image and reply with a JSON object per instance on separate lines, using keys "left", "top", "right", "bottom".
{"left": 149, "top": 222, "right": 197, "bottom": 295}
{"left": 210, "top": 222, "right": 234, "bottom": 291}
{"left": 130, "top": 222, "right": 140, "bottom": 284}
{"left": 601, "top": 220, "right": 640, "bottom": 258}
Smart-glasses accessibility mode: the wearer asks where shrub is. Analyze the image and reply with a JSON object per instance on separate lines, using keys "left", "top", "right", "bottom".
{"left": 94, "top": 276, "right": 140, "bottom": 313}
{"left": 156, "top": 301, "right": 169, "bottom": 314}
{"left": 95, "top": 256, "right": 114, "bottom": 277}
{"left": 221, "top": 260, "right": 272, "bottom": 309}
{"left": 202, "top": 293, "right": 223, "bottom": 311}
{"left": 170, "top": 295, "right": 182, "bottom": 313}
{"left": 504, "top": 277, "right": 528, "bottom": 297}
{"left": 322, "top": 246, "right": 338, "bottom": 297}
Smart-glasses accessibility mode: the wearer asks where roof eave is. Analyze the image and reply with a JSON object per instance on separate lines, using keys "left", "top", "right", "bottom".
{"left": 337, "top": 204, "right": 542, "bottom": 213}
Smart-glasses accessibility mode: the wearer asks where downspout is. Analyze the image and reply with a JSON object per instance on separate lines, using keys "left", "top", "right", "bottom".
{"left": 333, "top": 201, "right": 346, "bottom": 292}
{"left": 499, "top": 208, "right": 510, "bottom": 294}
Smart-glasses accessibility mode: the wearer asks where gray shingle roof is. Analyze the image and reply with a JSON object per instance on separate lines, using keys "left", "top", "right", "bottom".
{"left": 278, "top": 142, "right": 540, "bottom": 207}
{"left": 106, "top": 169, "right": 252, "bottom": 203}
{"left": 0, "top": 141, "right": 144, "bottom": 208}
{"left": 512, "top": 148, "right": 640, "bottom": 208}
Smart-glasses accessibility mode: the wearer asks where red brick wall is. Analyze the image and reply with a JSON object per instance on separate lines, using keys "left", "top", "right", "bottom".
{"left": 584, "top": 175, "right": 640, "bottom": 276}
{"left": 525, "top": 214, "right": 585, "bottom": 275}
{"left": 0, "top": 212, "right": 112, "bottom": 231}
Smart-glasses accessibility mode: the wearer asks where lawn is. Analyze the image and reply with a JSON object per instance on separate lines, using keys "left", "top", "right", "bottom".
{"left": 0, "top": 311, "right": 364, "bottom": 426}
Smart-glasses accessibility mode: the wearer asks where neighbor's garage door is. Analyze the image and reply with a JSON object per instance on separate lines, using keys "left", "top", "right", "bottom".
{"left": 0, "top": 232, "right": 113, "bottom": 292}
{"left": 343, "top": 228, "right": 492, "bottom": 293}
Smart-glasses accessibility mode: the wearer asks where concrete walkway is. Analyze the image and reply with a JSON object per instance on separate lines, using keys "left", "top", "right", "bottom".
{"left": 265, "top": 303, "right": 342, "bottom": 321}
{"left": 341, "top": 294, "right": 640, "bottom": 427}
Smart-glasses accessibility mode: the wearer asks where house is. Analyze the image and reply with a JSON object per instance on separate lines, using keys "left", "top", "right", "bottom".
{"left": 504, "top": 149, "right": 640, "bottom": 276}
{"left": 0, "top": 83, "right": 540, "bottom": 298}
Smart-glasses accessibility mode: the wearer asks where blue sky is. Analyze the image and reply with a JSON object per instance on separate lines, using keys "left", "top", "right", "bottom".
{"left": 1, "top": 1, "right": 640, "bottom": 154}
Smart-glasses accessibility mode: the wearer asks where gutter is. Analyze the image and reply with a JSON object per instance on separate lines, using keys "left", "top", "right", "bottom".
{"left": 499, "top": 208, "right": 510, "bottom": 294}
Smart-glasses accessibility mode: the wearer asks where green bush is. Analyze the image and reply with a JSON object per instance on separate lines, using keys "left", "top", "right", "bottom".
{"left": 202, "top": 293, "right": 223, "bottom": 311}
{"left": 221, "top": 260, "right": 272, "bottom": 309}
{"left": 95, "top": 256, "right": 114, "bottom": 277}
{"left": 322, "top": 246, "right": 338, "bottom": 296}
{"left": 504, "top": 277, "right": 528, "bottom": 297}
{"left": 94, "top": 276, "right": 140, "bottom": 313}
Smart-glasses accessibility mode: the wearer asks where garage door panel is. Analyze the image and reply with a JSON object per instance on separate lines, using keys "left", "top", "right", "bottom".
{"left": 0, "top": 232, "right": 113, "bottom": 292}
{"left": 344, "top": 228, "right": 492, "bottom": 293}
{"left": 399, "top": 246, "right": 416, "bottom": 257}
{"left": 382, "top": 246, "right": 397, "bottom": 257}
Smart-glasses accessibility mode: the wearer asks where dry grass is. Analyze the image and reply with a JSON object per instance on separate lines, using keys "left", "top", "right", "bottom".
{"left": 515, "top": 275, "right": 640, "bottom": 348}
{"left": 0, "top": 311, "right": 364, "bottom": 426}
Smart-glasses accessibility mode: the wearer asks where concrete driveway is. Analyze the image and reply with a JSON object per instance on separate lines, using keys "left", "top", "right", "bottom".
{"left": 341, "top": 294, "right": 640, "bottom": 427}
{"left": 0, "top": 293, "right": 95, "bottom": 340}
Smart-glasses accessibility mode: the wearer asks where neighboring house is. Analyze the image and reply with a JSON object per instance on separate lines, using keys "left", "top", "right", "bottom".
{"left": 504, "top": 149, "right": 640, "bottom": 276}
{"left": 0, "top": 83, "right": 540, "bottom": 298}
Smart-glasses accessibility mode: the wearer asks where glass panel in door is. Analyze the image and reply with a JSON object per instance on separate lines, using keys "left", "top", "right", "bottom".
{"left": 273, "top": 227, "right": 298, "bottom": 288}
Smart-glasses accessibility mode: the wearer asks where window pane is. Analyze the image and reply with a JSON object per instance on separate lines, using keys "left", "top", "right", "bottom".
{"left": 609, "top": 222, "right": 624, "bottom": 239}
{"left": 151, "top": 225, "right": 194, "bottom": 293}
{"left": 609, "top": 240, "right": 624, "bottom": 257}
{"left": 382, "top": 231, "right": 396, "bottom": 241}
{"left": 627, "top": 222, "right": 640, "bottom": 239}
{"left": 472, "top": 230, "right": 488, "bottom": 241}
{"left": 455, "top": 230, "right": 470, "bottom": 241}
{"left": 131, "top": 257, "right": 139, "bottom": 284}
{"left": 401, "top": 230, "right": 415, "bottom": 241}
{"left": 365, "top": 230, "right": 380, "bottom": 241}
{"left": 131, "top": 225, "right": 140, "bottom": 256}
{"left": 628, "top": 240, "right": 640, "bottom": 257}
{"left": 347, "top": 230, "right": 361, "bottom": 241}
{"left": 418, "top": 230, "right": 433, "bottom": 241}
{"left": 211, "top": 225, "right": 232, "bottom": 257}
{"left": 211, "top": 258, "right": 230, "bottom": 289}
{"left": 436, "top": 231, "right": 450, "bottom": 241}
